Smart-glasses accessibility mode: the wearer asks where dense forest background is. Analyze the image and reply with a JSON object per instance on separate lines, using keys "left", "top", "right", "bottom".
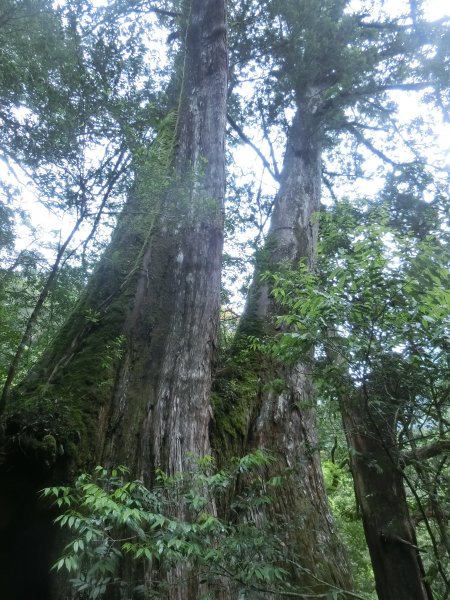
{"left": 0, "top": 0, "right": 449, "bottom": 599}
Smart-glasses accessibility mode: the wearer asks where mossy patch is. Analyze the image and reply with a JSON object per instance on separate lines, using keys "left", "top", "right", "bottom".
{"left": 3, "top": 386, "right": 91, "bottom": 470}
{"left": 2, "top": 272, "right": 133, "bottom": 474}
{"left": 211, "top": 325, "right": 266, "bottom": 459}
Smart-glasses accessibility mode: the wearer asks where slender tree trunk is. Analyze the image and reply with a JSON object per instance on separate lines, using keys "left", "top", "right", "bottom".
{"left": 0, "top": 1, "right": 227, "bottom": 598}
{"left": 326, "top": 334, "right": 432, "bottom": 600}
{"left": 212, "top": 91, "right": 351, "bottom": 594}
{"left": 340, "top": 392, "right": 433, "bottom": 600}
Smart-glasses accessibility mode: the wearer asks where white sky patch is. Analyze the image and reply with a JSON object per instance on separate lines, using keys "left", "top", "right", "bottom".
{"left": 423, "top": 0, "right": 450, "bottom": 19}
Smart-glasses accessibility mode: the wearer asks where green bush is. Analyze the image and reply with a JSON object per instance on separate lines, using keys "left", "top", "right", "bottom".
{"left": 43, "top": 452, "right": 294, "bottom": 599}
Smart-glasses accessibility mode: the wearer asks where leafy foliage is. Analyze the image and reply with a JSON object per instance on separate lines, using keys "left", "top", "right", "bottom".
{"left": 265, "top": 196, "right": 450, "bottom": 596}
{"left": 43, "top": 453, "right": 297, "bottom": 599}
{"left": 0, "top": 260, "right": 87, "bottom": 387}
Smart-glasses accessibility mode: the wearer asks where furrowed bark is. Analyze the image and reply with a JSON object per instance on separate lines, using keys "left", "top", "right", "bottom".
{"left": 212, "top": 89, "right": 351, "bottom": 594}
{"left": 0, "top": 1, "right": 227, "bottom": 598}
{"left": 99, "top": 0, "right": 228, "bottom": 482}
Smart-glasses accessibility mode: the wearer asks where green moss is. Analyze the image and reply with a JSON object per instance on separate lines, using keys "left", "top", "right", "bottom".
{"left": 4, "top": 389, "right": 83, "bottom": 466}
{"left": 2, "top": 203, "right": 152, "bottom": 472}
{"left": 211, "top": 330, "right": 264, "bottom": 459}
{"left": 262, "top": 377, "right": 287, "bottom": 395}
{"left": 0, "top": 116, "right": 181, "bottom": 475}
{"left": 42, "top": 433, "right": 57, "bottom": 454}
{"left": 211, "top": 387, "right": 250, "bottom": 439}
{"left": 3, "top": 290, "right": 131, "bottom": 472}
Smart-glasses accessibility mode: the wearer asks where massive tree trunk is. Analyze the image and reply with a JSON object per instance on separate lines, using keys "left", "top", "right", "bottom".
{"left": 212, "top": 89, "right": 352, "bottom": 594}
{"left": 0, "top": 1, "right": 228, "bottom": 598}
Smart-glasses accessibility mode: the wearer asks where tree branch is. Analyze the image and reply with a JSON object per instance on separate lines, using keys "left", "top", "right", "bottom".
{"left": 321, "top": 81, "right": 431, "bottom": 118}
{"left": 343, "top": 123, "right": 402, "bottom": 167}
{"left": 259, "top": 102, "right": 281, "bottom": 180}
{"left": 402, "top": 440, "right": 450, "bottom": 466}
{"left": 227, "top": 114, "right": 281, "bottom": 182}
{"left": 147, "top": 5, "right": 181, "bottom": 18}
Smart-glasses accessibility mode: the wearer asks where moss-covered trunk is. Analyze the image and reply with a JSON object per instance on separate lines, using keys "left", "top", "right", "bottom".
{"left": 212, "top": 92, "right": 351, "bottom": 594}
{"left": 0, "top": 1, "right": 227, "bottom": 598}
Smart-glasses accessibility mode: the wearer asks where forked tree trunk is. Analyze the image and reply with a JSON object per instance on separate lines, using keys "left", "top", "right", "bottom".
{"left": 212, "top": 92, "right": 351, "bottom": 595}
{"left": 0, "top": 1, "right": 227, "bottom": 598}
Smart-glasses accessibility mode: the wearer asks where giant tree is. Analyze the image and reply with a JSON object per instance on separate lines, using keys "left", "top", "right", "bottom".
{"left": 213, "top": 0, "right": 449, "bottom": 597}
{"left": 1, "top": 0, "right": 228, "bottom": 598}
{"left": 1, "top": 0, "right": 449, "bottom": 598}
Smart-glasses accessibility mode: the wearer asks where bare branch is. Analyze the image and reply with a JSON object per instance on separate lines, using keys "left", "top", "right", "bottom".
{"left": 227, "top": 114, "right": 281, "bottom": 182}
{"left": 343, "top": 123, "right": 402, "bottom": 167}
{"left": 259, "top": 102, "right": 281, "bottom": 180}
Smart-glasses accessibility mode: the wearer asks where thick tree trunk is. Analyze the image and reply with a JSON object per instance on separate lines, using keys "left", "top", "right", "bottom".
{"left": 212, "top": 92, "right": 351, "bottom": 594}
{"left": 100, "top": 0, "right": 229, "bottom": 479}
{"left": 340, "top": 392, "right": 433, "bottom": 600}
{"left": 0, "top": 1, "right": 227, "bottom": 598}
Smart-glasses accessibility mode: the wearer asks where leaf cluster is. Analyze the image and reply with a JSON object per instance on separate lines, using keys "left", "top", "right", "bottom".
{"left": 266, "top": 195, "right": 450, "bottom": 595}
{"left": 43, "top": 452, "right": 297, "bottom": 599}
